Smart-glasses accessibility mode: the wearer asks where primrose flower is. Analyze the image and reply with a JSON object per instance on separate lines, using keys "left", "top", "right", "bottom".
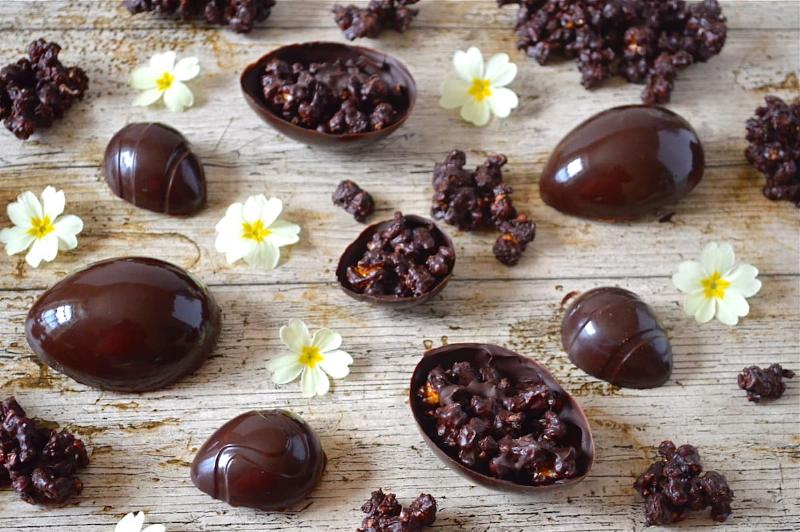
{"left": 130, "top": 51, "right": 199, "bottom": 112}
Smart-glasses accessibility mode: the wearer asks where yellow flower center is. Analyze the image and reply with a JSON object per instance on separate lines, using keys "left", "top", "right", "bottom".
{"left": 468, "top": 78, "right": 493, "bottom": 102}
{"left": 241, "top": 220, "right": 271, "bottom": 242}
{"left": 27, "top": 215, "right": 55, "bottom": 239}
{"left": 298, "top": 345, "right": 323, "bottom": 368}
{"left": 701, "top": 271, "right": 731, "bottom": 299}
{"left": 155, "top": 71, "right": 175, "bottom": 91}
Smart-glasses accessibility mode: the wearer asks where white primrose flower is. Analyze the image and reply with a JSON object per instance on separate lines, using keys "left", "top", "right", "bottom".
{"left": 130, "top": 51, "right": 199, "bottom": 112}
{"left": 215, "top": 194, "right": 301, "bottom": 270}
{"left": 0, "top": 186, "right": 83, "bottom": 268}
{"left": 440, "top": 46, "right": 519, "bottom": 127}
{"left": 672, "top": 242, "right": 762, "bottom": 326}
{"left": 114, "top": 512, "right": 165, "bottom": 532}
{"left": 267, "top": 319, "right": 354, "bottom": 398}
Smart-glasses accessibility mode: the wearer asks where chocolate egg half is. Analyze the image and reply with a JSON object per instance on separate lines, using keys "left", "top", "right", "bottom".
{"left": 103, "top": 122, "right": 206, "bottom": 215}
{"left": 561, "top": 287, "right": 673, "bottom": 389}
{"left": 25, "top": 257, "right": 220, "bottom": 392}
{"left": 540, "top": 105, "right": 704, "bottom": 220}
{"left": 191, "top": 410, "right": 326, "bottom": 510}
{"left": 409, "top": 343, "right": 594, "bottom": 493}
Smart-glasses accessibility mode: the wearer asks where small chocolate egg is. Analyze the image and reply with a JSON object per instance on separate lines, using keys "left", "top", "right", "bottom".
{"left": 25, "top": 257, "right": 220, "bottom": 392}
{"left": 561, "top": 287, "right": 673, "bottom": 389}
{"left": 540, "top": 105, "right": 704, "bottom": 220}
{"left": 103, "top": 122, "right": 206, "bottom": 215}
{"left": 191, "top": 410, "right": 326, "bottom": 510}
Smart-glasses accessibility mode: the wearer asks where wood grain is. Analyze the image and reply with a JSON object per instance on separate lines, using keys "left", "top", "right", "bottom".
{"left": 0, "top": 1, "right": 798, "bottom": 531}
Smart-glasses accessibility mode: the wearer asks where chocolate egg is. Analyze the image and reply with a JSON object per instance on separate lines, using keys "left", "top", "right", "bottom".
{"left": 561, "top": 287, "right": 673, "bottom": 389}
{"left": 191, "top": 410, "right": 326, "bottom": 510}
{"left": 25, "top": 257, "right": 220, "bottom": 392}
{"left": 103, "top": 122, "right": 206, "bottom": 215}
{"left": 409, "top": 343, "right": 594, "bottom": 493}
{"left": 540, "top": 105, "right": 704, "bottom": 220}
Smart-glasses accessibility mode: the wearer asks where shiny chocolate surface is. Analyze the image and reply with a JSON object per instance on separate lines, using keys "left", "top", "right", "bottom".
{"left": 103, "top": 122, "right": 206, "bottom": 215}
{"left": 190, "top": 410, "right": 326, "bottom": 510}
{"left": 540, "top": 105, "right": 704, "bottom": 220}
{"left": 25, "top": 257, "right": 220, "bottom": 392}
{"left": 561, "top": 287, "right": 673, "bottom": 389}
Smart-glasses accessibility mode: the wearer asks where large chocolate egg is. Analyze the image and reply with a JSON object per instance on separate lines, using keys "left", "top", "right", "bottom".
{"left": 25, "top": 257, "right": 220, "bottom": 392}
{"left": 103, "top": 122, "right": 206, "bottom": 215}
{"left": 540, "top": 105, "right": 704, "bottom": 220}
{"left": 191, "top": 410, "right": 326, "bottom": 510}
{"left": 561, "top": 287, "right": 673, "bottom": 389}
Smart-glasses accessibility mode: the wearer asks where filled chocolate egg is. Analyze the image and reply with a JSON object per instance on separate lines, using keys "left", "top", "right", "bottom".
{"left": 25, "top": 257, "right": 220, "bottom": 392}
{"left": 191, "top": 410, "right": 326, "bottom": 510}
{"left": 540, "top": 105, "right": 704, "bottom": 220}
{"left": 561, "top": 287, "right": 673, "bottom": 389}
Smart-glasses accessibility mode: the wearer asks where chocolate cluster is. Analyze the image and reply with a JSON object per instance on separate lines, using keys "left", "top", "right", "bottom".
{"left": 498, "top": 0, "right": 727, "bottom": 104}
{"left": 260, "top": 56, "right": 408, "bottom": 135}
{"left": 1, "top": 397, "right": 89, "bottom": 504}
{"left": 432, "top": 150, "right": 535, "bottom": 265}
{"left": 0, "top": 39, "right": 88, "bottom": 140}
{"left": 333, "top": 180, "right": 375, "bottom": 222}
{"left": 745, "top": 96, "right": 800, "bottom": 207}
{"left": 634, "top": 440, "right": 733, "bottom": 526}
{"left": 737, "top": 363, "right": 794, "bottom": 402}
{"left": 333, "top": 0, "right": 419, "bottom": 41}
{"left": 357, "top": 489, "right": 437, "bottom": 532}
{"left": 345, "top": 212, "right": 454, "bottom": 298}
{"left": 416, "top": 359, "right": 582, "bottom": 486}
{"left": 123, "top": 0, "right": 275, "bottom": 33}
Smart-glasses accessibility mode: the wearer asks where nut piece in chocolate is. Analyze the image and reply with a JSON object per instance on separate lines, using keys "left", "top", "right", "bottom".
{"left": 1, "top": 396, "right": 89, "bottom": 504}
{"left": 634, "top": 440, "right": 733, "bottom": 526}
{"left": 333, "top": 0, "right": 420, "bottom": 41}
{"left": 337, "top": 212, "right": 455, "bottom": 306}
{"left": 737, "top": 363, "right": 794, "bottom": 402}
{"left": 333, "top": 180, "right": 375, "bottom": 222}
{"left": 0, "top": 39, "right": 88, "bottom": 139}
{"left": 357, "top": 489, "right": 437, "bottom": 532}
{"left": 124, "top": 0, "right": 275, "bottom": 33}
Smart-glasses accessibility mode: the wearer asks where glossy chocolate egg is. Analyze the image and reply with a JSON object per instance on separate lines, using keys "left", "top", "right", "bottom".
{"left": 25, "top": 257, "right": 220, "bottom": 392}
{"left": 191, "top": 410, "right": 326, "bottom": 510}
{"left": 103, "top": 122, "right": 206, "bottom": 215}
{"left": 540, "top": 105, "right": 704, "bottom": 220}
{"left": 561, "top": 287, "right": 672, "bottom": 389}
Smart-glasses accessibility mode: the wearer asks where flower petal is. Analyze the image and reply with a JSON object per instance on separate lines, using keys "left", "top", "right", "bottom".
{"left": 301, "top": 366, "right": 329, "bottom": 397}
{"left": 26, "top": 233, "right": 58, "bottom": 267}
{"left": 40, "top": 186, "right": 65, "bottom": 219}
{"left": 311, "top": 328, "right": 342, "bottom": 353}
{"left": 460, "top": 99, "right": 491, "bottom": 127}
{"left": 244, "top": 240, "right": 280, "bottom": 270}
{"left": 280, "top": 318, "right": 312, "bottom": 353}
{"left": 149, "top": 51, "right": 176, "bottom": 73}
{"left": 266, "top": 354, "right": 305, "bottom": 384}
{"left": 54, "top": 214, "right": 83, "bottom": 242}
{"left": 173, "top": 56, "right": 200, "bottom": 81}
{"left": 453, "top": 46, "right": 484, "bottom": 82}
{"left": 0, "top": 227, "right": 34, "bottom": 255}
{"left": 319, "top": 349, "right": 353, "bottom": 379}
{"left": 488, "top": 87, "right": 518, "bottom": 118}
{"left": 717, "top": 289, "right": 750, "bottom": 325}
{"left": 8, "top": 191, "right": 43, "bottom": 227}
{"left": 267, "top": 220, "right": 301, "bottom": 247}
{"left": 700, "top": 242, "right": 735, "bottom": 276}
{"left": 115, "top": 512, "right": 144, "bottom": 532}
{"left": 129, "top": 66, "right": 157, "bottom": 90}
{"left": 672, "top": 260, "right": 705, "bottom": 293}
{"left": 484, "top": 53, "right": 517, "bottom": 87}
{"left": 133, "top": 88, "right": 164, "bottom": 107}
{"left": 163, "top": 81, "right": 194, "bottom": 112}
{"left": 725, "top": 264, "right": 762, "bottom": 298}
{"left": 245, "top": 195, "right": 282, "bottom": 227}
{"left": 692, "top": 294, "right": 716, "bottom": 323}
{"left": 215, "top": 202, "right": 244, "bottom": 236}
{"left": 439, "top": 79, "right": 470, "bottom": 109}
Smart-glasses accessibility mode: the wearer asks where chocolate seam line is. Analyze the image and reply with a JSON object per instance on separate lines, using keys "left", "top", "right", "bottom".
{"left": 163, "top": 140, "right": 190, "bottom": 214}
{"left": 564, "top": 296, "right": 627, "bottom": 354}
{"left": 600, "top": 327, "right": 663, "bottom": 384}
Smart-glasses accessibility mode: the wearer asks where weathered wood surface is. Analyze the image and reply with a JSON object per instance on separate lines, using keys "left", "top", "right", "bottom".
{"left": 0, "top": 1, "right": 798, "bottom": 531}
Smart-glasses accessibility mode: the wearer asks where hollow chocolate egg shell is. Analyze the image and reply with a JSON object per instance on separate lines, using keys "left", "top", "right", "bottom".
{"left": 103, "top": 122, "right": 206, "bottom": 215}
{"left": 540, "top": 105, "right": 704, "bottom": 220}
{"left": 561, "top": 287, "right": 673, "bottom": 389}
{"left": 25, "top": 257, "right": 220, "bottom": 392}
{"left": 191, "top": 410, "right": 326, "bottom": 510}
{"left": 409, "top": 343, "right": 594, "bottom": 493}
